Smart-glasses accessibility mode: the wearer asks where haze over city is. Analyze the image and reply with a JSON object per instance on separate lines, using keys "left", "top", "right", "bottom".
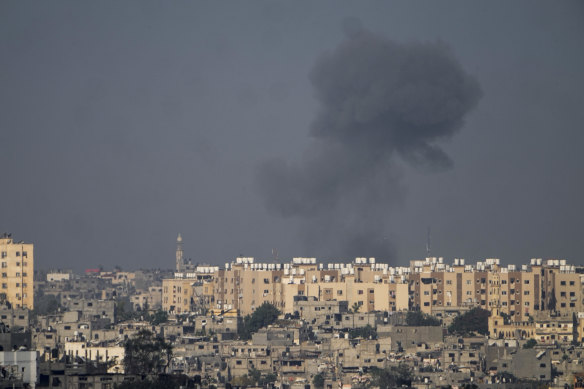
{"left": 1, "top": 1, "right": 583, "bottom": 271}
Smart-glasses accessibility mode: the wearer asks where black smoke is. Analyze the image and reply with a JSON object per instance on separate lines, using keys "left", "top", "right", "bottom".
{"left": 256, "top": 25, "right": 481, "bottom": 260}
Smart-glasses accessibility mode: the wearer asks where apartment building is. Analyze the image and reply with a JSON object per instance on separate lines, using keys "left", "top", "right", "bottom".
{"left": 162, "top": 278, "right": 196, "bottom": 314}
{"left": 0, "top": 233, "right": 34, "bottom": 309}
{"left": 162, "top": 253, "right": 583, "bottom": 322}
{"left": 410, "top": 257, "right": 582, "bottom": 322}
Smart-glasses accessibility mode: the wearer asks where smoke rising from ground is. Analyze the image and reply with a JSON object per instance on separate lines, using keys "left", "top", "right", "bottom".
{"left": 256, "top": 26, "right": 481, "bottom": 260}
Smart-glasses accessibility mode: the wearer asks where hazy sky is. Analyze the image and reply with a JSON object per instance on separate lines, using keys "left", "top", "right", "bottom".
{"left": 1, "top": 1, "right": 583, "bottom": 271}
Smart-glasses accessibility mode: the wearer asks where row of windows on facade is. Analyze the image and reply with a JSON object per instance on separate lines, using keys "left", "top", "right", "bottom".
{"left": 424, "top": 278, "right": 577, "bottom": 286}
{"left": 0, "top": 251, "right": 28, "bottom": 258}
{"left": 1, "top": 283, "right": 27, "bottom": 288}
{"left": 1, "top": 272, "right": 27, "bottom": 277}
{"left": 216, "top": 278, "right": 272, "bottom": 284}
{"left": 1, "top": 262, "right": 28, "bottom": 268}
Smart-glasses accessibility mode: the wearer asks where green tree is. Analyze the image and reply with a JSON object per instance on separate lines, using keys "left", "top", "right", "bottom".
{"left": 348, "top": 324, "right": 377, "bottom": 339}
{"left": 33, "top": 293, "right": 61, "bottom": 316}
{"left": 238, "top": 302, "right": 281, "bottom": 340}
{"left": 259, "top": 373, "right": 277, "bottom": 386}
{"left": 369, "top": 364, "right": 412, "bottom": 389}
{"left": 523, "top": 338, "right": 537, "bottom": 349}
{"left": 351, "top": 302, "right": 361, "bottom": 313}
{"left": 406, "top": 311, "right": 441, "bottom": 326}
{"left": 123, "top": 329, "right": 173, "bottom": 375}
{"left": 149, "top": 310, "right": 169, "bottom": 326}
{"left": 448, "top": 308, "right": 490, "bottom": 335}
{"left": 313, "top": 373, "right": 325, "bottom": 389}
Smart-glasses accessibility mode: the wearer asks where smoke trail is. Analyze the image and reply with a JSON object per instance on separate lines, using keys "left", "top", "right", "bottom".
{"left": 256, "top": 25, "right": 481, "bottom": 260}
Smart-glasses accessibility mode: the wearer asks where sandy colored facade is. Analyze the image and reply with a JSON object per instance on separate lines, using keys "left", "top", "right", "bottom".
{"left": 210, "top": 258, "right": 409, "bottom": 316}
{"left": 162, "top": 256, "right": 583, "bottom": 322}
{"left": 162, "top": 278, "right": 197, "bottom": 314}
{"left": 0, "top": 234, "right": 34, "bottom": 309}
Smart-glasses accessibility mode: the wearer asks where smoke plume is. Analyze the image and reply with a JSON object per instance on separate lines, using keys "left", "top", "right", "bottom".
{"left": 256, "top": 25, "right": 481, "bottom": 260}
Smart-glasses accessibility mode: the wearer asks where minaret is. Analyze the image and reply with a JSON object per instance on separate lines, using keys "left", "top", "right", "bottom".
{"left": 176, "top": 233, "right": 184, "bottom": 272}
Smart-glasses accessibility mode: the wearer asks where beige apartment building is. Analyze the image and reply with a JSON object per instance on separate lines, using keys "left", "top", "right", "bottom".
{"left": 410, "top": 257, "right": 582, "bottom": 322}
{"left": 208, "top": 257, "right": 409, "bottom": 316}
{"left": 162, "top": 278, "right": 196, "bottom": 314}
{"left": 162, "top": 252, "right": 583, "bottom": 322}
{"left": 0, "top": 233, "right": 34, "bottom": 309}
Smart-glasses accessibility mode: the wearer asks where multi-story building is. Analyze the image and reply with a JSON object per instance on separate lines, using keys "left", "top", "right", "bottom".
{"left": 0, "top": 233, "right": 34, "bottom": 309}
{"left": 162, "top": 241, "right": 584, "bottom": 322}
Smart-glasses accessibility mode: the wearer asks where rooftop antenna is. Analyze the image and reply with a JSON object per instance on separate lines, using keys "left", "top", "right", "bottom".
{"left": 426, "top": 227, "right": 431, "bottom": 258}
{"left": 272, "top": 248, "right": 279, "bottom": 261}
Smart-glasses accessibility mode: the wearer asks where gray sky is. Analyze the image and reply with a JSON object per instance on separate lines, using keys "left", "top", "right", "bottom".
{"left": 1, "top": 1, "right": 583, "bottom": 271}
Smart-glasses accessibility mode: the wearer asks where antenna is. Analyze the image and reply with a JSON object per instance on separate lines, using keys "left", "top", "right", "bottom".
{"left": 426, "top": 227, "right": 431, "bottom": 257}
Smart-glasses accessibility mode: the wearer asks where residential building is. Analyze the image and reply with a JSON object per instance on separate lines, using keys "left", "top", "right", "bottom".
{"left": 0, "top": 233, "right": 34, "bottom": 309}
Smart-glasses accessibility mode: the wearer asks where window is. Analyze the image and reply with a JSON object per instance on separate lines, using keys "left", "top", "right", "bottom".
{"left": 570, "top": 281, "right": 575, "bottom": 286}
{"left": 22, "top": 252, "right": 27, "bottom": 257}
{"left": 524, "top": 291, "right": 530, "bottom": 295}
{"left": 1, "top": 262, "right": 6, "bottom": 268}
{"left": 561, "top": 281, "right": 566, "bottom": 286}
{"left": 446, "top": 280, "right": 452, "bottom": 285}
{"left": 337, "top": 290, "right": 343, "bottom": 295}
{"left": 15, "top": 252, "right": 20, "bottom": 257}
{"left": 0, "top": 252, "right": 6, "bottom": 258}
{"left": 1, "top": 273, "right": 6, "bottom": 278}
{"left": 358, "top": 290, "right": 364, "bottom": 295}
{"left": 1, "top": 284, "right": 5, "bottom": 289}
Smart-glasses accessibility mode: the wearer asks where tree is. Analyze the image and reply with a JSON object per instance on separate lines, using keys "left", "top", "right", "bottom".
{"left": 123, "top": 329, "right": 173, "bottom": 376}
{"left": 348, "top": 324, "right": 377, "bottom": 339}
{"left": 238, "top": 302, "right": 281, "bottom": 340}
{"left": 351, "top": 302, "right": 361, "bottom": 313}
{"left": 369, "top": 364, "right": 412, "bottom": 389}
{"left": 149, "top": 310, "right": 169, "bottom": 326}
{"left": 313, "top": 373, "right": 325, "bottom": 389}
{"left": 448, "top": 308, "right": 490, "bottom": 335}
{"left": 523, "top": 338, "right": 537, "bottom": 349}
{"left": 33, "top": 293, "right": 61, "bottom": 316}
{"left": 406, "top": 311, "right": 441, "bottom": 326}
